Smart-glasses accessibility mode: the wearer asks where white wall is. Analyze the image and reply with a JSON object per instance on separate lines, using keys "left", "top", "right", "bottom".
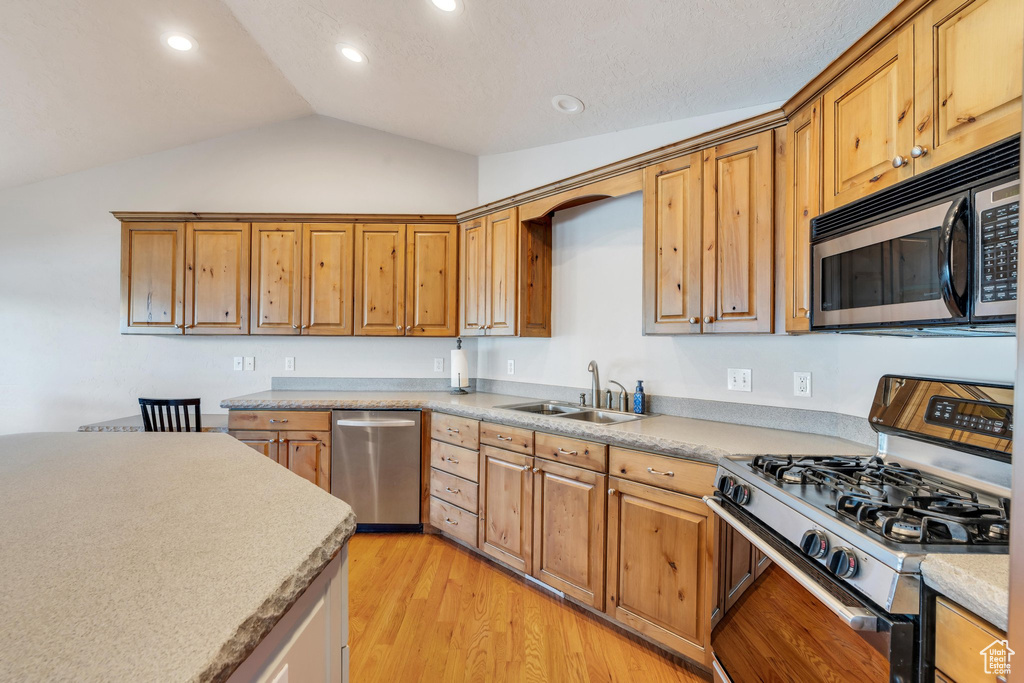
{"left": 474, "top": 193, "right": 1017, "bottom": 418}
{"left": 0, "top": 115, "right": 478, "bottom": 434}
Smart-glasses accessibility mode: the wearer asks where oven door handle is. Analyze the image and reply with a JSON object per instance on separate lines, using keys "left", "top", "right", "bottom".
{"left": 937, "top": 195, "right": 969, "bottom": 317}
{"left": 704, "top": 497, "right": 880, "bottom": 632}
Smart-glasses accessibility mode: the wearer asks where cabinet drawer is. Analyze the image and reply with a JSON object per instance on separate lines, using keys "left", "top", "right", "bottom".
{"left": 430, "top": 439, "right": 479, "bottom": 482}
{"left": 431, "top": 412, "right": 480, "bottom": 449}
{"left": 480, "top": 422, "right": 534, "bottom": 454}
{"left": 430, "top": 497, "right": 478, "bottom": 546}
{"left": 430, "top": 468, "right": 478, "bottom": 513}
{"left": 935, "top": 596, "right": 1006, "bottom": 683}
{"left": 609, "top": 447, "right": 716, "bottom": 497}
{"left": 228, "top": 410, "right": 330, "bottom": 431}
{"left": 534, "top": 432, "right": 607, "bottom": 472}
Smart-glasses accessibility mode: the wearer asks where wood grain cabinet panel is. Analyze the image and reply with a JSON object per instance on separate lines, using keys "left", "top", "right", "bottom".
{"left": 486, "top": 208, "right": 518, "bottom": 336}
{"left": 532, "top": 459, "right": 605, "bottom": 609}
{"left": 120, "top": 222, "right": 185, "bottom": 334}
{"left": 184, "top": 222, "right": 250, "bottom": 334}
{"left": 251, "top": 223, "right": 302, "bottom": 335}
{"left": 720, "top": 522, "right": 756, "bottom": 613}
{"left": 823, "top": 26, "right": 915, "bottom": 211}
{"left": 608, "top": 447, "right": 716, "bottom": 498}
{"left": 459, "top": 218, "right": 488, "bottom": 336}
{"left": 934, "top": 596, "right": 1008, "bottom": 683}
{"left": 701, "top": 131, "right": 774, "bottom": 333}
{"left": 405, "top": 224, "right": 458, "bottom": 336}
{"left": 280, "top": 431, "right": 331, "bottom": 493}
{"left": 230, "top": 430, "right": 281, "bottom": 463}
{"left": 914, "top": 0, "right": 1023, "bottom": 172}
{"left": 606, "top": 477, "right": 714, "bottom": 665}
{"left": 430, "top": 439, "right": 480, "bottom": 482}
{"left": 479, "top": 445, "right": 533, "bottom": 572}
{"left": 429, "top": 468, "right": 478, "bottom": 513}
{"left": 354, "top": 223, "right": 406, "bottom": 336}
{"left": 430, "top": 497, "right": 479, "bottom": 546}
{"left": 430, "top": 413, "right": 480, "bottom": 451}
{"left": 784, "top": 99, "right": 821, "bottom": 334}
{"left": 301, "top": 223, "right": 354, "bottom": 336}
{"left": 642, "top": 153, "right": 704, "bottom": 334}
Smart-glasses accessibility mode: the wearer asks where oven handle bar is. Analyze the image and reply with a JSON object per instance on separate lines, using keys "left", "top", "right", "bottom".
{"left": 704, "top": 496, "right": 880, "bottom": 632}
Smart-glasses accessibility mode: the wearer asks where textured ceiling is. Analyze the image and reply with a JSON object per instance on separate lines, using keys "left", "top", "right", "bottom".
{"left": 0, "top": 0, "right": 901, "bottom": 190}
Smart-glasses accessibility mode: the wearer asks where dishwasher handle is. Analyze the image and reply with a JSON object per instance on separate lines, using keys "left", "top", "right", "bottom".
{"left": 336, "top": 418, "right": 418, "bottom": 428}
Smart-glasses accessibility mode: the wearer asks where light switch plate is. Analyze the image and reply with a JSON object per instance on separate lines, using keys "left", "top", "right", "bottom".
{"left": 233, "top": 357, "right": 243, "bottom": 372}
{"left": 794, "top": 371, "right": 812, "bottom": 397}
{"left": 727, "top": 368, "right": 751, "bottom": 392}
{"left": 244, "top": 357, "right": 255, "bottom": 372}
{"left": 284, "top": 357, "right": 295, "bottom": 372}
{"left": 433, "top": 358, "right": 444, "bottom": 372}
{"left": 507, "top": 359, "right": 515, "bottom": 375}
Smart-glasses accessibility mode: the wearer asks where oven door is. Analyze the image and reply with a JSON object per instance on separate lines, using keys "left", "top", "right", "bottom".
{"left": 705, "top": 496, "right": 916, "bottom": 683}
{"left": 812, "top": 195, "right": 970, "bottom": 330}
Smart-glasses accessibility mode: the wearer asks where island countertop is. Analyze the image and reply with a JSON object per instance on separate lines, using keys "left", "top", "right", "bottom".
{"left": 0, "top": 432, "right": 356, "bottom": 682}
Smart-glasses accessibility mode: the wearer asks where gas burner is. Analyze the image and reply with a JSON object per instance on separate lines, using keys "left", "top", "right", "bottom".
{"left": 836, "top": 493, "right": 1009, "bottom": 545}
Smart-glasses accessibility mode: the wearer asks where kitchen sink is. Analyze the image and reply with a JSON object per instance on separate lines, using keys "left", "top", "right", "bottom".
{"left": 558, "top": 410, "right": 644, "bottom": 424}
{"left": 496, "top": 401, "right": 647, "bottom": 423}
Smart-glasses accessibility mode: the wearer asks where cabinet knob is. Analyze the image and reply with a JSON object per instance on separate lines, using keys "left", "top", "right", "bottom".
{"left": 292, "top": 324, "right": 299, "bottom": 329}
{"left": 396, "top": 324, "right": 403, "bottom": 330}
{"left": 688, "top": 317, "right": 698, "bottom": 324}
{"left": 522, "top": 464, "right": 531, "bottom": 471}
{"left": 532, "top": 467, "right": 540, "bottom": 473}
{"left": 910, "top": 145, "right": 928, "bottom": 159}
{"left": 891, "top": 155, "right": 908, "bottom": 168}
{"left": 608, "top": 488, "right": 617, "bottom": 496}
{"left": 301, "top": 324, "right": 308, "bottom": 329}
{"left": 703, "top": 316, "right": 714, "bottom": 324}
{"left": 406, "top": 326, "right": 411, "bottom": 332}
{"left": 175, "top": 323, "right": 184, "bottom": 329}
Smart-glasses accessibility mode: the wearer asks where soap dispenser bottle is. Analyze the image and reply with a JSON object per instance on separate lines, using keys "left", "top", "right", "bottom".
{"left": 633, "top": 381, "right": 646, "bottom": 415}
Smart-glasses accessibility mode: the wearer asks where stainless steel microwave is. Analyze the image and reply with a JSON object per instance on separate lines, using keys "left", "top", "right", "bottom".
{"left": 810, "top": 137, "right": 1019, "bottom": 334}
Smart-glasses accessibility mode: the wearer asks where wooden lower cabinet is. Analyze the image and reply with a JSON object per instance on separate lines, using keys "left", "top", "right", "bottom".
{"left": 719, "top": 523, "right": 757, "bottom": 613}
{"left": 606, "top": 477, "right": 715, "bottom": 666}
{"left": 230, "top": 430, "right": 281, "bottom": 463}
{"left": 478, "top": 445, "right": 533, "bottom": 572}
{"left": 229, "top": 426, "right": 330, "bottom": 492}
{"left": 532, "top": 459, "right": 606, "bottom": 609}
{"left": 934, "top": 596, "right": 1008, "bottom": 683}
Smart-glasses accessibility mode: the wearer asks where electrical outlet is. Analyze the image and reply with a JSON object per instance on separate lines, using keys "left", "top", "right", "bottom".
{"left": 233, "top": 357, "right": 243, "bottom": 371}
{"left": 284, "top": 357, "right": 295, "bottom": 372}
{"left": 244, "top": 357, "right": 255, "bottom": 372}
{"left": 507, "top": 359, "right": 515, "bottom": 375}
{"left": 433, "top": 358, "right": 444, "bottom": 373}
{"left": 794, "top": 371, "right": 812, "bottom": 397}
{"left": 727, "top": 368, "right": 752, "bottom": 392}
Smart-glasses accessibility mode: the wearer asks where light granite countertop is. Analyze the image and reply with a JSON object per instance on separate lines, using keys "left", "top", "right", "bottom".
{"left": 0, "top": 432, "right": 355, "bottom": 683}
{"left": 221, "top": 390, "right": 875, "bottom": 463}
{"left": 79, "top": 413, "right": 229, "bottom": 433}
{"left": 920, "top": 554, "right": 1010, "bottom": 631}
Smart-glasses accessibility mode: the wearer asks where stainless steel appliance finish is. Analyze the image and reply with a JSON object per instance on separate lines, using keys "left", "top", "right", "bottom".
{"left": 496, "top": 400, "right": 648, "bottom": 423}
{"left": 332, "top": 410, "right": 421, "bottom": 530}
{"left": 974, "top": 177, "right": 1020, "bottom": 319}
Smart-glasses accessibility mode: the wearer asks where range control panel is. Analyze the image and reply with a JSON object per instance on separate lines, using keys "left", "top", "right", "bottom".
{"left": 925, "top": 396, "right": 1013, "bottom": 438}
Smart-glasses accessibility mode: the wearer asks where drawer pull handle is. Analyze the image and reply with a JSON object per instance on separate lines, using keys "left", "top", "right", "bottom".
{"left": 444, "top": 517, "right": 458, "bottom": 526}
{"left": 269, "top": 418, "right": 289, "bottom": 424}
{"left": 557, "top": 448, "right": 578, "bottom": 456}
{"left": 446, "top": 456, "right": 460, "bottom": 464}
{"left": 445, "top": 486, "right": 461, "bottom": 494}
{"left": 447, "top": 427, "right": 460, "bottom": 433}
{"left": 647, "top": 467, "right": 674, "bottom": 477}
{"left": 496, "top": 434, "right": 512, "bottom": 441}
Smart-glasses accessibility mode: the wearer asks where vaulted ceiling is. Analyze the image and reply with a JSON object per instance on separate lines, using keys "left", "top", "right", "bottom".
{"left": 0, "top": 0, "right": 899, "bottom": 190}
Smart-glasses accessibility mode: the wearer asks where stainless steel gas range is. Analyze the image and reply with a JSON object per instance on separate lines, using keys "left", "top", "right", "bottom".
{"left": 705, "top": 375, "right": 1013, "bottom": 683}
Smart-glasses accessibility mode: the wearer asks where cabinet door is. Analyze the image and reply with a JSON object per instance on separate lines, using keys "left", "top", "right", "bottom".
{"left": 406, "top": 224, "right": 458, "bottom": 336}
{"left": 606, "top": 478, "right": 714, "bottom": 665}
{"left": 533, "top": 459, "right": 605, "bottom": 609}
{"left": 784, "top": 99, "right": 821, "bottom": 333}
{"left": 354, "top": 224, "right": 406, "bottom": 336}
{"left": 823, "top": 27, "right": 915, "bottom": 210}
{"left": 459, "top": 219, "right": 488, "bottom": 336}
{"left": 184, "top": 222, "right": 250, "bottom": 335}
{"left": 120, "top": 222, "right": 185, "bottom": 334}
{"left": 486, "top": 208, "right": 518, "bottom": 336}
{"left": 914, "top": 0, "right": 1023, "bottom": 172}
{"left": 720, "top": 523, "right": 756, "bottom": 612}
{"left": 701, "top": 131, "right": 774, "bottom": 334}
{"left": 478, "top": 445, "right": 533, "bottom": 572}
{"left": 280, "top": 431, "right": 331, "bottom": 492}
{"left": 642, "top": 153, "right": 703, "bottom": 334}
{"left": 230, "top": 430, "right": 281, "bottom": 464}
{"left": 251, "top": 223, "right": 301, "bottom": 335}
{"left": 301, "top": 223, "right": 354, "bottom": 336}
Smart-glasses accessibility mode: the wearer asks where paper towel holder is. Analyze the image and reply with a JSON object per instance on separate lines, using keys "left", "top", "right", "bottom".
{"left": 450, "top": 337, "right": 470, "bottom": 395}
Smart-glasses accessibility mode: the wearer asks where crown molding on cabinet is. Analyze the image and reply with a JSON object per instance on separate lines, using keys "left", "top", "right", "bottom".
{"left": 111, "top": 212, "right": 458, "bottom": 224}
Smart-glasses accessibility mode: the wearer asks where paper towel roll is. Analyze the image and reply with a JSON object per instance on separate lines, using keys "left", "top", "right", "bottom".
{"left": 451, "top": 348, "right": 469, "bottom": 388}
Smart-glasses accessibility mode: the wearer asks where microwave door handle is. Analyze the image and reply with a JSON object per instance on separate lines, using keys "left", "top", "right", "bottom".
{"left": 937, "top": 196, "right": 970, "bottom": 317}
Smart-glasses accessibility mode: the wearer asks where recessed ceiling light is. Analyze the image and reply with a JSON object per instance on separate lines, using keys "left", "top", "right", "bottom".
{"left": 551, "top": 95, "right": 585, "bottom": 115}
{"left": 161, "top": 32, "right": 197, "bottom": 52}
{"left": 335, "top": 43, "right": 367, "bottom": 64}
{"left": 430, "top": 0, "right": 463, "bottom": 13}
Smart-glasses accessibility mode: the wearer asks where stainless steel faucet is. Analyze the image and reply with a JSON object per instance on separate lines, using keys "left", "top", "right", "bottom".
{"left": 607, "top": 381, "right": 628, "bottom": 412}
{"left": 587, "top": 361, "right": 600, "bottom": 408}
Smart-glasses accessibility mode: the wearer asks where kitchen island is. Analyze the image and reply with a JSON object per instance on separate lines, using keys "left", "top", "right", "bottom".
{"left": 0, "top": 432, "right": 355, "bottom": 682}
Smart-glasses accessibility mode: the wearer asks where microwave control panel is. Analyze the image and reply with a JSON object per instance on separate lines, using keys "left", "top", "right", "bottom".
{"left": 924, "top": 396, "right": 1013, "bottom": 438}
{"left": 976, "top": 177, "right": 1019, "bottom": 317}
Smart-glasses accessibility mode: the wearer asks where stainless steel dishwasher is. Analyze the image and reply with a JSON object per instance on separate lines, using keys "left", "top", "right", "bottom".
{"left": 332, "top": 410, "right": 421, "bottom": 532}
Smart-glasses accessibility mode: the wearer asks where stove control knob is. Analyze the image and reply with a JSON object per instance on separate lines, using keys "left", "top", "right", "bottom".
{"left": 827, "top": 547, "right": 859, "bottom": 579}
{"left": 800, "top": 530, "right": 829, "bottom": 559}
{"left": 730, "top": 484, "right": 751, "bottom": 505}
{"left": 717, "top": 476, "right": 736, "bottom": 496}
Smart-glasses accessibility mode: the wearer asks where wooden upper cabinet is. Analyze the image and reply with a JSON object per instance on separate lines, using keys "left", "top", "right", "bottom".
{"left": 518, "top": 217, "right": 553, "bottom": 337}
{"left": 643, "top": 153, "right": 704, "bottom": 334}
{"left": 702, "top": 131, "right": 774, "bottom": 334}
{"left": 784, "top": 99, "right": 822, "bottom": 334}
{"left": 914, "top": 0, "right": 1024, "bottom": 172}
{"left": 301, "top": 223, "right": 354, "bottom": 336}
{"left": 478, "top": 445, "right": 533, "bottom": 573}
{"left": 120, "top": 222, "right": 185, "bottom": 334}
{"left": 486, "top": 208, "right": 518, "bottom": 336}
{"left": 459, "top": 218, "right": 488, "bottom": 336}
{"left": 823, "top": 27, "right": 915, "bottom": 211}
{"left": 251, "top": 223, "right": 301, "bottom": 335}
{"left": 354, "top": 223, "right": 406, "bottom": 336}
{"left": 184, "top": 222, "right": 250, "bottom": 335}
{"left": 405, "top": 224, "right": 458, "bottom": 336}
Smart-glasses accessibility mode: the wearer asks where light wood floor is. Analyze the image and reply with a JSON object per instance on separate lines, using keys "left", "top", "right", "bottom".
{"left": 348, "top": 533, "right": 708, "bottom": 682}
